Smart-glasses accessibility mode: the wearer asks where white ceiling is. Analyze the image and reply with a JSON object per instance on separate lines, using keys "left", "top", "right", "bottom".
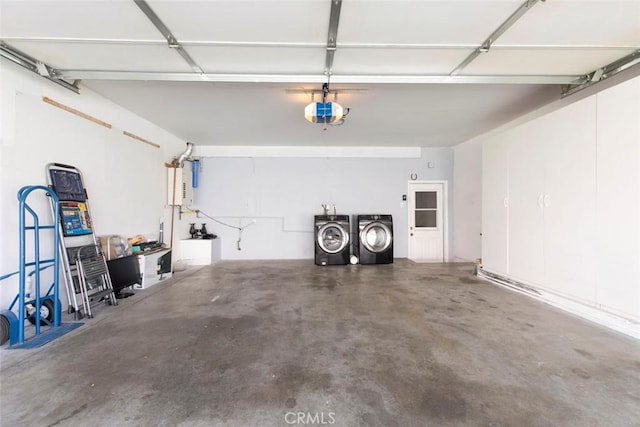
{"left": 1, "top": 0, "right": 639, "bottom": 147}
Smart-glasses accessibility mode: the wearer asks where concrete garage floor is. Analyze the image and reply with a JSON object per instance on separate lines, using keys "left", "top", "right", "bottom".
{"left": 1, "top": 260, "right": 639, "bottom": 426}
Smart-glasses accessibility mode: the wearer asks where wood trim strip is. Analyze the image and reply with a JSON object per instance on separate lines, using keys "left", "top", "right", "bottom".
{"left": 122, "top": 130, "right": 160, "bottom": 148}
{"left": 42, "top": 97, "right": 112, "bottom": 129}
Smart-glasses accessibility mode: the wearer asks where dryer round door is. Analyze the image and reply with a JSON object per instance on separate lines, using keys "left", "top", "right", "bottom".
{"left": 361, "top": 222, "right": 392, "bottom": 253}
{"left": 317, "top": 222, "right": 349, "bottom": 254}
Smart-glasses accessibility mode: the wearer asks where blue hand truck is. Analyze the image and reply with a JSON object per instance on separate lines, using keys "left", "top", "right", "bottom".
{"left": 0, "top": 185, "right": 82, "bottom": 348}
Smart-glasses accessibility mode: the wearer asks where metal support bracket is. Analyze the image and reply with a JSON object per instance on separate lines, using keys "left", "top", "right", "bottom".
{"left": 561, "top": 49, "right": 640, "bottom": 97}
{"left": 450, "top": 0, "right": 543, "bottom": 76}
{"left": 0, "top": 41, "right": 80, "bottom": 93}
{"left": 324, "top": 0, "right": 343, "bottom": 76}
{"left": 133, "top": 0, "right": 204, "bottom": 74}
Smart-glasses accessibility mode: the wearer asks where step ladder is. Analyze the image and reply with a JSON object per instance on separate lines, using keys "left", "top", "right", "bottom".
{"left": 46, "top": 163, "right": 117, "bottom": 319}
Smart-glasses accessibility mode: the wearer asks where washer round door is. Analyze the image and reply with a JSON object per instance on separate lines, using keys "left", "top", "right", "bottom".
{"left": 317, "top": 222, "right": 349, "bottom": 254}
{"left": 361, "top": 222, "right": 392, "bottom": 253}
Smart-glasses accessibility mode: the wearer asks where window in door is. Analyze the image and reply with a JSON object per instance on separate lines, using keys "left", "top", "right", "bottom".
{"left": 415, "top": 191, "right": 437, "bottom": 228}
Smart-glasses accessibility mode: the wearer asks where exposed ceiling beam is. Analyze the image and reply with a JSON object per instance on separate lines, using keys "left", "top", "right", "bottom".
{"left": 325, "top": 0, "right": 342, "bottom": 77}
{"left": 450, "top": 0, "right": 543, "bottom": 76}
{"left": 562, "top": 49, "right": 640, "bottom": 97}
{"left": 56, "top": 70, "right": 582, "bottom": 85}
{"left": 133, "top": 0, "right": 203, "bottom": 74}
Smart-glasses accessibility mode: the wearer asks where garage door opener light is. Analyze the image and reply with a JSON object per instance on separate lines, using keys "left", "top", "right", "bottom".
{"left": 304, "top": 83, "right": 348, "bottom": 125}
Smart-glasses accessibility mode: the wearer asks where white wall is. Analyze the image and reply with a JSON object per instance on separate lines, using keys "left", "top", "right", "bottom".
{"left": 190, "top": 148, "right": 454, "bottom": 260}
{"left": 452, "top": 139, "right": 482, "bottom": 262}
{"left": 0, "top": 61, "right": 188, "bottom": 310}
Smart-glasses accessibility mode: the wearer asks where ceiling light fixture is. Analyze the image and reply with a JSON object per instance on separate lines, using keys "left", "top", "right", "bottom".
{"left": 304, "top": 83, "right": 344, "bottom": 124}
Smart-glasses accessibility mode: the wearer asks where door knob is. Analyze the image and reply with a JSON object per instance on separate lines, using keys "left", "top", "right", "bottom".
{"left": 410, "top": 233, "right": 413, "bottom": 236}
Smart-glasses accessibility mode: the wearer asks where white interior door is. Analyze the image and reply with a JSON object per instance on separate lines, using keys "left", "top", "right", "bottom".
{"left": 408, "top": 182, "right": 446, "bottom": 262}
